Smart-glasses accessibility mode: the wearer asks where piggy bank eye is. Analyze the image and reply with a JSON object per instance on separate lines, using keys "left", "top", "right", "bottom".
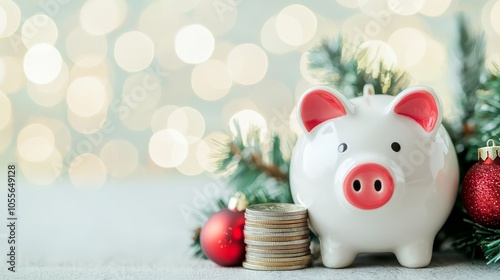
{"left": 338, "top": 143, "right": 348, "bottom": 153}
{"left": 391, "top": 142, "right": 401, "bottom": 152}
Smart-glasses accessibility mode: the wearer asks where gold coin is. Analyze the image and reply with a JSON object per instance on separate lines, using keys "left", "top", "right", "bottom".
{"left": 245, "top": 203, "right": 307, "bottom": 216}
{"left": 244, "top": 225, "right": 309, "bottom": 233}
{"left": 246, "top": 254, "right": 312, "bottom": 263}
{"left": 245, "top": 237, "right": 310, "bottom": 246}
{"left": 245, "top": 234, "right": 309, "bottom": 242}
{"left": 244, "top": 229, "right": 309, "bottom": 237}
{"left": 243, "top": 261, "right": 310, "bottom": 271}
{"left": 245, "top": 217, "right": 308, "bottom": 225}
{"left": 246, "top": 246, "right": 311, "bottom": 255}
{"left": 246, "top": 251, "right": 311, "bottom": 258}
{"left": 244, "top": 222, "right": 308, "bottom": 229}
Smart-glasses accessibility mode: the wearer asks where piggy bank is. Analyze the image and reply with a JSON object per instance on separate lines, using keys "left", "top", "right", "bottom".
{"left": 290, "top": 85, "right": 458, "bottom": 268}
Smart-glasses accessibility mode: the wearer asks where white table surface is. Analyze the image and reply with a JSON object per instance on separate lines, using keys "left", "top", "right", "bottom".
{"left": 0, "top": 178, "right": 498, "bottom": 279}
{"left": 1, "top": 251, "right": 498, "bottom": 280}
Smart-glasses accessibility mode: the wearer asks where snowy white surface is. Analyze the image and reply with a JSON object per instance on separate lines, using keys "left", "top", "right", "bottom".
{"left": 0, "top": 252, "right": 498, "bottom": 280}
{"left": 0, "top": 177, "right": 498, "bottom": 279}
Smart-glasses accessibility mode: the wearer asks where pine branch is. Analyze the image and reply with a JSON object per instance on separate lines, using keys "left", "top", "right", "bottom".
{"left": 467, "top": 70, "right": 500, "bottom": 161}
{"left": 458, "top": 14, "right": 486, "bottom": 123}
{"left": 308, "top": 37, "right": 410, "bottom": 97}
{"left": 229, "top": 141, "right": 288, "bottom": 182}
{"left": 454, "top": 220, "right": 500, "bottom": 265}
{"left": 445, "top": 14, "right": 486, "bottom": 158}
{"left": 189, "top": 123, "right": 295, "bottom": 258}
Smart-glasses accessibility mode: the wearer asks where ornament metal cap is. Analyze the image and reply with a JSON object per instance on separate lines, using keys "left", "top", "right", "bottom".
{"left": 228, "top": 192, "right": 249, "bottom": 212}
{"left": 478, "top": 139, "right": 500, "bottom": 161}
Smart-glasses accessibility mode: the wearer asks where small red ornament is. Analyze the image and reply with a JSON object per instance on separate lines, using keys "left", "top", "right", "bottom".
{"left": 200, "top": 193, "right": 248, "bottom": 266}
{"left": 462, "top": 139, "right": 500, "bottom": 228}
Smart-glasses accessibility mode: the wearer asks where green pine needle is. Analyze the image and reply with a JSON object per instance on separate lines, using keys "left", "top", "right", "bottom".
{"left": 189, "top": 123, "right": 295, "bottom": 258}
{"left": 455, "top": 220, "right": 500, "bottom": 266}
{"left": 308, "top": 36, "right": 410, "bottom": 97}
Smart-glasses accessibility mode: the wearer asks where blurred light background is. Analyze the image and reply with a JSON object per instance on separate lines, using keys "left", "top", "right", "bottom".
{"left": 0, "top": 0, "right": 499, "bottom": 266}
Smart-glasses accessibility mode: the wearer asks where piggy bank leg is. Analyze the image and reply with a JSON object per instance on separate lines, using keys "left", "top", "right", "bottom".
{"left": 395, "top": 239, "right": 433, "bottom": 268}
{"left": 320, "top": 239, "right": 357, "bottom": 268}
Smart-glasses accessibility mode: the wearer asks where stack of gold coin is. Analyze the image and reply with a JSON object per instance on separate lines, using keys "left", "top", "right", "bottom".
{"left": 243, "top": 203, "right": 311, "bottom": 270}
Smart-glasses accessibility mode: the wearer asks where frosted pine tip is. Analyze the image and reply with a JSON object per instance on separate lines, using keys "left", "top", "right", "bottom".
{"left": 228, "top": 192, "right": 249, "bottom": 212}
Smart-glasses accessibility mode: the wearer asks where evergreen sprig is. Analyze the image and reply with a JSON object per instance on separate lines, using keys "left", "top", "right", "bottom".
{"left": 216, "top": 123, "right": 292, "bottom": 205}
{"left": 467, "top": 70, "right": 500, "bottom": 160}
{"left": 308, "top": 37, "right": 410, "bottom": 97}
{"left": 454, "top": 220, "right": 500, "bottom": 265}
{"left": 189, "top": 123, "right": 294, "bottom": 258}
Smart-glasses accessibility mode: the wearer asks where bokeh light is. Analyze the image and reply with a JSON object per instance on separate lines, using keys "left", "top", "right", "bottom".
{"left": 191, "top": 59, "right": 232, "bottom": 101}
{"left": 114, "top": 31, "right": 155, "bottom": 72}
{"left": 0, "top": 0, "right": 20, "bottom": 38}
{"left": 228, "top": 109, "right": 267, "bottom": 140}
{"left": 0, "top": 120, "right": 12, "bottom": 154}
{"left": 420, "top": 0, "right": 453, "bottom": 17}
{"left": 222, "top": 98, "right": 259, "bottom": 126}
{"left": 67, "top": 76, "right": 107, "bottom": 117}
{"left": 23, "top": 43, "right": 63, "bottom": 85}
{"left": 356, "top": 40, "right": 398, "bottom": 75}
{"left": 21, "top": 14, "right": 58, "bottom": 48}
{"left": 69, "top": 60, "right": 113, "bottom": 82}
{"left": 30, "top": 117, "right": 72, "bottom": 159}
{"left": 139, "top": 1, "right": 185, "bottom": 70}
{"left": 194, "top": 0, "right": 237, "bottom": 36}
{"left": 407, "top": 37, "right": 447, "bottom": 82}
{"left": 151, "top": 105, "right": 179, "bottom": 132}
{"left": 69, "top": 153, "right": 107, "bottom": 188}
{"left": 79, "top": 0, "right": 127, "bottom": 36}
{"left": 165, "top": 0, "right": 198, "bottom": 13}
{"left": 0, "top": 56, "right": 23, "bottom": 94}
{"left": 100, "top": 140, "right": 138, "bottom": 178}
{"left": 176, "top": 138, "right": 206, "bottom": 176}
{"left": 0, "top": 90, "right": 12, "bottom": 129}
{"left": 336, "top": 0, "right": 359, "bottom": 8}
{"left": 249, "top": 79, "right": 293, "bottom": 121}
{"left": 491, "top": 0, "right": 500, "bottom": 35}
{"left": 261, "top": 16, "right": 295, "bottom": 54}
{"left": 167, "top": 107, "right": 206, "bottom": 143}
{"left": 17, "top": 123, "right": 55, "bottom": 162}
{"left": 20, "top": 149, "right": 63, "bottom": 186}
{"left": 66, "top": 28, "right": 107, "bottom": 68}
{"left": 149, "top": 129, "right": 189, "bottom": 168}
{"left": 227, "top": 43, "right": 268, "bottom": 85}
{"left": 0, "top": 7, "right": 6, "bottom": 36}
{"left": 387, "top": 0, "right": 425, "bottom": 16}
{"left": 276, "top": 4, "right": 317, "bottom": 46}
{"left": 138, "top": 1, "right": 180, "bottom": 45}
{"left": 67, "top": 108, "right": 108, "bottom": 134}
{"left": 27, "top": 62, "right": 68, "bottom": 107}
{"left": 388, "top": 28, "right": 427, "bottom": 67}
{"left": 175, "top": 24, "right": 214, "bottom": 64}
{"left": 120, "top": 72, "right": 162, "bottom": 131}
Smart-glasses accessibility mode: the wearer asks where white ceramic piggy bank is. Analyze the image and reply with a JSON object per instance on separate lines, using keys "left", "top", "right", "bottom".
{"left": 290, "top": 85, "right": 458, "bottom": 268}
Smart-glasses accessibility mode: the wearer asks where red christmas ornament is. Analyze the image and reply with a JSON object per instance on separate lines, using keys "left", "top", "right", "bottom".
{"left": 462, "top": 139, "right": 500, "bottom": 228}
{"left": 200, "top": 193, "right": 248, "bottom": 266}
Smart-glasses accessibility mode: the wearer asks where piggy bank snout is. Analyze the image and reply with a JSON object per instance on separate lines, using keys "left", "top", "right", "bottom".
{"left": 343, "top": 163, "right": 394, "bottom": 210}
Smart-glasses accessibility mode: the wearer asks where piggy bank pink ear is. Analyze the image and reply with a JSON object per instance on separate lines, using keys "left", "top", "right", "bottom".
{"left": 297, "top": 86, "right": 354, "bottom": 133}
{"left": 390, "top": 87, "right": 442, "bottom": 134}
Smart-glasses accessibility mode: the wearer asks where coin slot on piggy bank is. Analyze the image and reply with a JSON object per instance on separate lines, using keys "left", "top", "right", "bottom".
{"left": 290, "top": 85, "right": 459, "bottom": 268}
